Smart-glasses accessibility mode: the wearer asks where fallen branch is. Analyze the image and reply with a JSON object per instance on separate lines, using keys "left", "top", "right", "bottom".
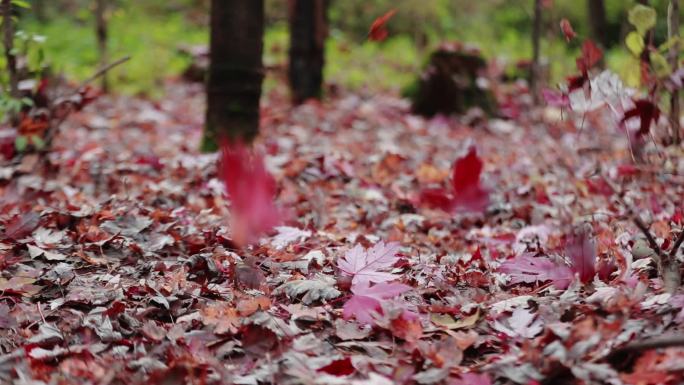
{"left": 615, "top": 335, "right": 684, "bottom": 353}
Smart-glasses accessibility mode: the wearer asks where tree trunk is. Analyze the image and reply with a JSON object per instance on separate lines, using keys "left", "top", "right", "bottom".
{"left": 669, "top": 0, "right": 681, "bottom": 145}
{"left": 2, "top": 0, "right": 19, "bottom": 126}
{"left": 288, "top": 0, "right": 328, "bottom": 104}
{"left": 35, "top": 0, "right": 46, "bottom": 22}
{"left": 587, "top": 0, "right": 609, "bottom": 48}
{"left": 531, "top": 0, "right": 542, "bottom": 105}
{"left": 95, "top": 0, "right": 108, "bottom": 92}
{"left": 202, "top": 0, "right": 264, "bottom": 151}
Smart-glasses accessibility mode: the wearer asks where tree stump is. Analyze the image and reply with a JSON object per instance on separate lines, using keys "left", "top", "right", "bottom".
{"left": 406, "top": 43, "right": 496, "bottom": 117}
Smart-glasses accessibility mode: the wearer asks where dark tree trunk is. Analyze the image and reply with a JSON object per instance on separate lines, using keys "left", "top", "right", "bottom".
{"left": 587, "top": 0, "right": 609, "bottom": 48}
{"left": 2, "top": 0, "right": 19, "bottom": 125}
{"left": 531, "top": 0, "right": 542, "bottom": 105}
{"left": 288, "top": 0, "right": 328, "bottom": 104}
{"left": 34, "top": 0, "right": 46, "bottom": 22}
{"left": 95, "top": 0, "right": 108, "bottom": 92}
{"left": 202, "top": 0, "right": 264, "bottom": 151}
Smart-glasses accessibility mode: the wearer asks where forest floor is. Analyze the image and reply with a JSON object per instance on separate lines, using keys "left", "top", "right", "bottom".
{"left": 0, "top": 79, "right": 683, "bottom": 385}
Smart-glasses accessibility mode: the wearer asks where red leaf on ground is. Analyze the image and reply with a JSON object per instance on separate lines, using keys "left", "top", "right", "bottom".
{"left": 451, "top": 372, "right": 492, "bottom": 385}
{"left": 220, "top": 141, "right": 281, "bottom": 247}
{"left": 337, "top": 241, "right": 400, "bottom": 286}
{"left": 4, "top": 212, "right": 40, "bottom": 240}
{"left": 317, "top": 357, "right": 355, "bottom": 376}
{"left": 368, "top": 9, "right": 397, "bottom": 42}
{"left": 498, "top": 253, "right": 574, "bottom": 289}
{"left": 420, "top": 147, "right": 489, "bottom": 214}
{"left": 342, "top": 282, "right": 411, "bottom": 324}
{"left": 559, "top": 19, "right": 577, "bottom": 42}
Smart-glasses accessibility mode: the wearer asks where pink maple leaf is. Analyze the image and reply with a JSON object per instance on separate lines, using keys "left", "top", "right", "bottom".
{"left": 565, "top": 228, "right": 597, "bottom": 283}
{"left": 498, "top": 253, "right": 574, "bottom": 289}
{"left": 220, "top": 141, "right": 282, "bottom": 247}
{"left": 342, "top": 281, "right": 411, "bottom": 324}
{"left": 337, "top": 241, "right": 400, "bottom": 286}
{"left": 420, "top": 146, "right": 489, "bottom": 214}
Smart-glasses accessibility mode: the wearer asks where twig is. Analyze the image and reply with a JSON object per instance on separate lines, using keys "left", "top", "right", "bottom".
{"left": 80, "top": 55, "right": 130, "bottom": 88}
{"left": 614, "top": 335, "right": 684, "bottom": 353}
{"left": 671, "top": 230, "right": 684, "bottom": 258}
{"left": 632, "top": 214, "right": 668, "bottom": 259}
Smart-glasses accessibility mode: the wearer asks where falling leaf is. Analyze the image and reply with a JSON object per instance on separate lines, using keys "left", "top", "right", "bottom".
{"left": 220, "top": 141, "right": 282, "bottom": 247}
{"left": 337, "top": 241, "right": 400, "bottom": 286}
{"left": 559, "top": 19, "right": 577, "bottom": 42}
{"left": 368, "top": 9, "right": 397, "bottom": 42}
{"left": 566, "top": 227, "right": 597, "bottom": 283}
{"left": 621, "top": 98, "right": 660, "bottom": 135}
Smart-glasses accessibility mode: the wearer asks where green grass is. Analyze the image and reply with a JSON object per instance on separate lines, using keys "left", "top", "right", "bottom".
{"left": 22, "top": 8, "right": 206, "bottom": 97}
{"left": 18, "top": 4, "right": 641, "bottom": 98}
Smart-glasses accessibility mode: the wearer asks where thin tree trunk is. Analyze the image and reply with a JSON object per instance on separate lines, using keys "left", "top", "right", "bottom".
{"left": 95, "top": 0, "right": 108, "bottom": 92}
{"left": 2, "top": 0, "right": 19, "bottom": 126}
{"left": 587, "top": 0, "right": 609, "bottom": 48}
{"left": 288, "top": 0, "right": 328, "bottom": 104}
{"left": 35, "top": 0, "right": 46, "bottom": 22}
{"left": 669, "top": 0, "right": 681, "bottom": 145}
{"left": 202, "top": 0, "right": 264, "bottom": 151}
{"left": 531, "top": 0, "right": 542, "bottom": 105}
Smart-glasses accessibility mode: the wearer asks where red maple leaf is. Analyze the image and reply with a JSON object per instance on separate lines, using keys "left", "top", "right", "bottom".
{"left": 420, "top": 146, "right": 489, "bottom": 214}
{"left": 559, "top": 19, "right": 577, "bottom": 42}
{"left": 368, "top": 9, "right": 397, "bottom": 42}
{"left": 220, "top": 141, "right": 282, "bottom": 247}
{"left": 621, "top": 99, "right": 660, "bottom": 136}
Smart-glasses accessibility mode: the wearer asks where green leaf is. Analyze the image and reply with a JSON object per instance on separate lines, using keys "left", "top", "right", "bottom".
{"left": 658, "top": 36, "right": 680, "bottom": 53}
{"left": 650, "top": 51, "right": 672, "bottom": 77}
{"left": 15, "top": 136, "right": 28, "bottom": 152}
{"left": 626, "top": 32, "right": 645, "bottom": 56}
{"left": 625, "top": 58, "right": 642, "bottom": 88}
{"left": 11, "top": 0, "right": 30, "bottom": 9}
{"left": 628, "top": 5, "right": 657, "bottom": 36}
{"left": 30, "top": 135, "right": 45, "bottom": 150}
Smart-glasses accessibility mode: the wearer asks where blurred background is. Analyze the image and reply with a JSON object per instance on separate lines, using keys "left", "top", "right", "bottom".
{"left": 13, "top": 0, "right": 681, "bottom": 96}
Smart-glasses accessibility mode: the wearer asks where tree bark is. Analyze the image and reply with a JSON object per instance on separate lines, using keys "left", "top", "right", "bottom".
{"left": 95, "top": 0, "right": 108, "bottom": 92}
{"left": 669, "top": 0, "right": 681, "bottom": 145}
{"left": 587, "top": 0, "right": 609, "bottom": 48}
{"left": 202, "top": 0, "right": 264, "bottom": 151}
{"left": 2, "top": 0, "right": 19, "bottom": 126}
{"left": 288, "top": 0, "right": 328, "bottom": 104}
{"left": 531, "top": 0, "right": 542, "bottom": 105}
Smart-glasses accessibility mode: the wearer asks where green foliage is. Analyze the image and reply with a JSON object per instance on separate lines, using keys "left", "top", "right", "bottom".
{"left": 21, "top": 3, "right": 206, "bottom": 96}
{"left": 629, "top": 4, "right": 658, "bottom": 36}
